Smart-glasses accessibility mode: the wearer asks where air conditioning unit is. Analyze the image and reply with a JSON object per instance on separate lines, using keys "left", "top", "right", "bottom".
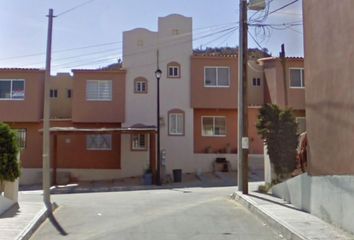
{"left": 248, "top": 0, "right": 266, "bottom": 11}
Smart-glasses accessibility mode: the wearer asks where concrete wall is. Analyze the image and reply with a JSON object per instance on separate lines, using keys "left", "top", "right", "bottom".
{"left": 0, "top": 69, "right": 44, "bottom": 122}
{"left": 272, "top": 174, "right": 354, "bottom": 235}
{"left": 303, "top": 0, "right": 354, "bottom": 175}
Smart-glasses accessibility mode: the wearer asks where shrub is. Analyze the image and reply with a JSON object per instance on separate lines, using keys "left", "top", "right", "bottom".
{"left": 0, "top": 123, "right": 20, "bottom": 183}
{"left": 256, "top": 104, "right": 298, "bottom": 182}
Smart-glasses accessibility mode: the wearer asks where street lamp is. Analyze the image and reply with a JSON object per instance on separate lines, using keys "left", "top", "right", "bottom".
{"left": 155, "top": 68, "right": 162, "bottom": 186}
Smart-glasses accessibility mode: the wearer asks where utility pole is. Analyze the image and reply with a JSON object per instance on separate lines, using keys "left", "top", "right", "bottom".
{"left": 280, "top": 44, "right": 288, "bottom": 107}
{"left": 43, "top": 8, "right": 54, "bottom": 210}
{"left": 237, "top": 0, "right": 249, "bottom": 194}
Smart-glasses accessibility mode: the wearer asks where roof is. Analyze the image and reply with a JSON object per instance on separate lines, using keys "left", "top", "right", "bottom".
{"left": 0, "top": 68, "right": 44, "bottom": 72}
{"left": 42, "top": 126, "right": 157, "bottom": 134}
{"left": 257, "top": 56, "right": 304, "bottom": 62}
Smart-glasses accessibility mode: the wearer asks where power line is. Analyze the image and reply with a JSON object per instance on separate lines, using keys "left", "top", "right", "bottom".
{"left": 56, "top": 0, "right": 98, "bottom": 17}
{"left": 269, "top": 0, "right": 299, "bottom": 15}
{"left": 248, "top": 30, "right": 264, "bottom": 49}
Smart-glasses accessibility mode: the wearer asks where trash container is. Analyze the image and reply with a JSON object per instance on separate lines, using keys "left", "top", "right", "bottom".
{"left": 173, "top": 169, "right": 182, "bottom": 182}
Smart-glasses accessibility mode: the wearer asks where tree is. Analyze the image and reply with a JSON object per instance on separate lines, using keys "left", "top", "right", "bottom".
{"left": 256, "top": 104, "right": 298, "bottom": 181}
{"left": 0, "top": 123, "right": 20, "bottom": 183}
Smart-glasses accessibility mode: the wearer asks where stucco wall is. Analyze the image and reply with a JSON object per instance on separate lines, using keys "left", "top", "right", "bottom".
{"left": 50, "top": 73, "right": 72, "bottom": 119}
{"left": 272, "top": 174, "right": 354, "bottom": 235}
{"left": 303, "top": 0, "right": 354, "bottom": 175}
{"left": 0, "top": 69, "right": 44, "bottom": 122}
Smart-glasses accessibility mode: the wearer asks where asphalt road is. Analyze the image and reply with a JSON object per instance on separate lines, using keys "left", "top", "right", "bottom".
{"left": 30, "top": 186, "right": 282, "bottom": 240}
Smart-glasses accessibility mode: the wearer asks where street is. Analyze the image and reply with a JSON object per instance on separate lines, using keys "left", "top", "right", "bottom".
{"left": 30, "top": 186, "right": 281, "bottom": 240}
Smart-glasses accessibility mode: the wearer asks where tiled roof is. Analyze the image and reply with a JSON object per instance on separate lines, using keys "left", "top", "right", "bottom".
{"left": 0, "top": 68, "right": 43, "bottom": 71}
{"left": 257, "top": 56, "right": 304, "bottom": 62}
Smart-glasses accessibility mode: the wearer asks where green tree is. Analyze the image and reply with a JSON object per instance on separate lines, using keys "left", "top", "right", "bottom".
{"left": 0, "top": 123, "right": 20, "bottom": 183}
{"left": 256, "top": 104, "right": 298, "bottom": 181}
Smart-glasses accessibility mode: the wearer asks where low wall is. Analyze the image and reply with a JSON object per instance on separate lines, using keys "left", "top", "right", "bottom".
{"left": 0, "top": 195, "right": 15, "bottom": 216}
{"left": 272, "top": 173, "right": 354, "bottom": 235}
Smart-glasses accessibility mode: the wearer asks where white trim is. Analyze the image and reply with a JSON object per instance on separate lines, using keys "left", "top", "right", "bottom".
{"left": 86, "top": 80, "right": 112, "bottom": 101}
{"left": 0, "top": 79, "right": 25, "bottom": 101}
{"left": 201, "top": 116, "right": 227, "bottom": 137}
{"left": 203, "top": 66, "right": 230, "bottom": 88}
{"left": 168, "top": 112, "right": 184, "bottom": 135}
{"left": 86, "top": 134, "right": 112, "bottom": 151}
{"left": 167, "top": 65, "right": 180, "bottom": 78}
{"left": 289, "top": 68, "right": 305, "bottom": 89}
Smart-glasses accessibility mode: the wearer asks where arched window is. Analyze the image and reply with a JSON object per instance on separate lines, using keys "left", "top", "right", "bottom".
{"left": 134, "top": 77, "right": 148, "bottom": 94}
{"left": 167, "top": 62, "right": 181, "bottom": 78}
{"left": 168, "top": 109, "right": 185, "bottom": 136}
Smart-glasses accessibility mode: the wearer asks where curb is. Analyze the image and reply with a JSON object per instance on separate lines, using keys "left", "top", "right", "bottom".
{"left": 15, "top": 203, "right": 58, "bottom": 240}
{"left": 231, "top": 192, "right": 306, "bottom": 240}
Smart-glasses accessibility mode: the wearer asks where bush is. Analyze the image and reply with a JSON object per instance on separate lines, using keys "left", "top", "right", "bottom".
{"left": 256, "top": 104, "right": 298, "bottom": 182}
{"left": 0, "top": 123, "right": 20, "bottom": 183}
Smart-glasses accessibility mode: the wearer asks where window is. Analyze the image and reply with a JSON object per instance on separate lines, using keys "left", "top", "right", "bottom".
{"left": 131, "top": 134, "right": 147, "bottom": 151}
{"left": 134, "top": 77, "right": 148, "bottom": 94}
{"left": 67, "top": 89, "right": 72, "bottom": 98}
{"left": 86, "top": 134, "right": 112, "bottom": 150}
{"left": 202, "top": 116, "right": 226, "bottom": 136}
{"left": 167, "top": 62, "right": 181, "bottom": 78}
{"left": 15, "top": 129, "right": 26, "bottom": 149}
{"left": 172, "top": 29, "right": 180, "bottom": 35}
{"left": 252, "top": 78, "right": 261, "bottom": 86}
{"left": 290, "top": 68, "right": 305, "bottom": 88}
{"left": 168, "top": 110, "right": 184, "bottom": 136}
{"left": 86, "top": 80, "right": 112, "bottom": 101}
{"left": 0, "top": 79, "right": 25, "bottom": 100}
{"left": 204, "top": 67, "right": 230, "bottom": 87}
{"left": 50, "top": 89, "right": 58, "bottom": 98}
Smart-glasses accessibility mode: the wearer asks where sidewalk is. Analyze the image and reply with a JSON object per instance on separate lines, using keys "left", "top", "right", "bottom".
{"left": 232, "top": 183, "right": 354, "bottom": 240}
{"left": 0, "top": 201, "right": 47, "bottom": 240}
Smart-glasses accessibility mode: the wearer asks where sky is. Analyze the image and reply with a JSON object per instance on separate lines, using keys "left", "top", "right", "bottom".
{"left": 0, "top": 0, "right": 303, "bottom": 73}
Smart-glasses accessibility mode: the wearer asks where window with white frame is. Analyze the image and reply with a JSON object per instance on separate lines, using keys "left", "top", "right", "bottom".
{"left": 168, "top": 111, "right": 184, "bottom": 135}
{"left": 0, "top": 79, "right": 25, "bottom": 100}
{"left": 202, "top": 116, "right": 226, "bottom": 136}
{"left": 134, "top": 78, "right": 147, "bottom": 93}
{"left": 204, "top": 67, "right": 230, "bottom": 87}
{"left": 252, "top": 78, "right": 261, "bottom": 86}
{"left": 86, "top": 80, "right": 112, "bottom": 101}
{"left": 167, "top": 62, "right": 181, "bottom": 78}
{"left": 86, "top": 134, "right": 112, "bottom": 150}
{"left": 290, "top": 68, "right": 305, "bottom": 88}
{"left": 131, "top": 134, "right": 147, "bottom": 150}
{"left": 15, "top": 129, "right": 27, "bottom": 149}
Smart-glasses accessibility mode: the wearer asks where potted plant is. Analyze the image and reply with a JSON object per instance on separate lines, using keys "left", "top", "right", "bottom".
{"left": 143, "top": 166, "right": 152, "bottom": 185}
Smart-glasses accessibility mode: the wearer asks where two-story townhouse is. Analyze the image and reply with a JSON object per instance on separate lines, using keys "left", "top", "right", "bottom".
{"left": 122, "top": 14, "right": 194, "bottom": 177}
{"left": 190, "top": 53, "right": 266, "bottom": 172}
{"left": 258, "top": 56, "right": 306, "bottom": 133}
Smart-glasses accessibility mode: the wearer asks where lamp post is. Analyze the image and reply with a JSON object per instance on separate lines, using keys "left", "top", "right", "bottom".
{"left": 155, "top": 69, "right": 162, "bottom": 186}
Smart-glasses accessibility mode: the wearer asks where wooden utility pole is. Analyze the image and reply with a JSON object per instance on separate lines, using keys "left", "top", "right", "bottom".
{"left": 43, "top": 8, "right": 54, "bottom": 210}
{"left": 237, "top": 0, "right": 249, "bottom": 194}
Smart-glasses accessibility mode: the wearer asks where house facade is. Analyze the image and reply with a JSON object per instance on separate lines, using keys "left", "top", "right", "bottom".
{"left": 0, "top": 14, "right": 305, "bottom": 185}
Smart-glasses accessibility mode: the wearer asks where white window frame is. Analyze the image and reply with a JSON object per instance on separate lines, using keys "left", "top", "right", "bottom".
{"left": 168, "top": 66, "right": 180, "bottom": 78}
{"left": 168, "top": 112, "right": 184, "bottom": 136}
{"left": 289, "top": 68, "right": 305, "bottom": 89}
{"left": 86, "top": 134, "right": 112, "bottom": 151}
{"left": 131, "top": 134, "right": 147, "bottom": 151}
{"left": 135, "top": 80, "right": 147, "bottom": 93}
{"left": 201, "top": 116, "right": 227, "bottom": 137}
{"left": 204, "top": 67, "right": 230, "bottom": 88}
{"left": 0, "top": 79, "right": 25, "bottom": 101}
{"left": 86, "top": 80, "right": 112, "bottom": 101}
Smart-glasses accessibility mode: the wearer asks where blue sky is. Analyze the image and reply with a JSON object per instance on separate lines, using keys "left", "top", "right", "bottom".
{"left": 0, "top": 0, "right": 303, "bottom": 73}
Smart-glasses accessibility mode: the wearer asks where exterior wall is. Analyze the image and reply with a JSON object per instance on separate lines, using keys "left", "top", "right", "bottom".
{"left": 72, "top": 70, "right": 126, "bottom": 123}
{"left": 248, "top": 60, "right": 264, "bottom": 106}
{"left": 50, "top": 73, "right": 72, "bottom": 119}
{"left": 0, "top": 69, "right": 44, "bottom": 122}
{"left": 272, "top": 174, "right": 354, "bottom": 235}
{"left": 122, "top": 14, "right": 195, "bottom": 174}
{"left": 193, "top": 108, "right": 263, "bottom": 154}
{"left": 261, "top": 58, "right": 305, "bottom": 110}
{"left": 303, "top": 0, "right": 354, "bottom": 175}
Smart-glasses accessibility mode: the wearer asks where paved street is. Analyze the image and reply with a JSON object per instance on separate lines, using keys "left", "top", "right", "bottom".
{"left": 30, "top": 186, "right": 282, "bottom": 240}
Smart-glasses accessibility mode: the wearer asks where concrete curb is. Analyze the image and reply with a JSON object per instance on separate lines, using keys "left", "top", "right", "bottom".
{"left": 231, "top": 192, "right": 306, "bottom": 240}
{"left": 15, "top": 203, "right": 58, "bottom": 240}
